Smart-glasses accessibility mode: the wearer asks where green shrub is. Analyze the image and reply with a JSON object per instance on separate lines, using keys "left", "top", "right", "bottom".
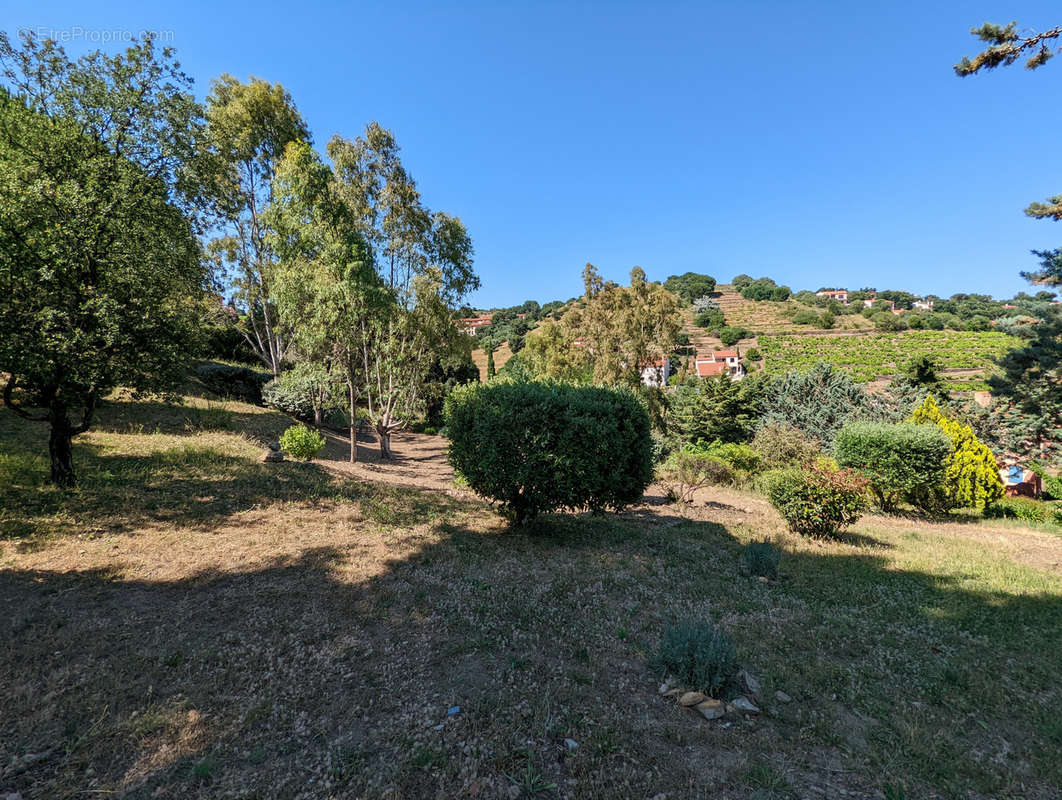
{"left": 195, "top": 362, "right": 270, "bottom": 404}
{"left": 819, "top": 311, "right": 836, "bottom": 329}
{"left": 763, "top": 463, "right": 868, "bottom": 537}
{"left": 444, "top": 381, "right": 653, "bottom": 524}
{"left": 983, "top": 496, "right": 1062, "bottom": 525}
{"left": 659, "top": 449, "right": 734, "bottom": 503}
{"left": 651, "top": 621, "right": 737, "bottom": 697}
{"left": 752, "top": 423, "right": 821, "bottom": 469}
{"left": 263, "top": 363, "right": 343, "bottom": 425}
{"left": 663, "top": 272, "right": 717, "bottom": 303}
{"left": 834, "top": 421, "right": 950, "bottom": 511}
{"left": 702, "top": 442, "right": 761, "bottom": 474}
{"left": 279, "top": 424, "right": 326, "bottom": 461}
{"left": 742, "top": 539, "right": 781, "bottom": 579}
{"left": 718, "top": 326, "right": 749, "bottom": 346}
{"left": 744, "top": 347, "right": 762, "bottom": 361}
{"left": 792, "top": 309, "right": 820, "bottom": 326}
{"left": 695, "top": 308, "right": 726, "bottom": 330}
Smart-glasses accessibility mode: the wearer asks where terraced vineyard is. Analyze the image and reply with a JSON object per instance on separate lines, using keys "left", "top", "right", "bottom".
{"left": 715, "top": 285, "right": 874, "bottom": 334}
{"left": 759, "top": 330, "right": 1021, "bottom": 389}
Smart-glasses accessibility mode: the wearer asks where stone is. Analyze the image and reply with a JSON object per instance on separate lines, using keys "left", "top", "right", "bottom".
{"left": 678, "top": 691, "right": 707, "bottom": 707}
{"left": 658, "top": 682, "right": 670, "bottom": 695}
{"left": 263, "top": 450, "right": 284, "bottom": 463}
{"left": 736, "top": 669, "right": 762, "bottom": 698}
{"left": 268, "top": 440, "right": 281, "bottom": 451}
{"left": 731, "top": 696, "right": 761, "bottom": 714}
{"left": 663, "top": 688, "right": 684, "bottom": 699}
{"left": 775, "top": 690, "right": 792, "bottom": 703}
{"left": 695, "top": 699, "right": 726, "bottom": 720}
{"left": 564, "top": 738, "right": 578, "bottom": 750}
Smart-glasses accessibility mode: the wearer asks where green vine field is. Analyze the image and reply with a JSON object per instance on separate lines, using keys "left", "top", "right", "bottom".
{"left": 758, "top": 330, "right": 1021, "bottom": 388}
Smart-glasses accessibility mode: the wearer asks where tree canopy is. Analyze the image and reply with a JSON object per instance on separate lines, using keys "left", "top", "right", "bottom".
{"left": 0, "top": 32, "right": 206, "bottom": 485}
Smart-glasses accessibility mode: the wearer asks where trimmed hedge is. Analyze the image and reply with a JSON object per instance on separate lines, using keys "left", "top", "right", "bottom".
{"left": 834, "top": 422, "right": 950, "bottom": 511}
{"left": 444, "top": 381, "right": 653, "bottom": 524}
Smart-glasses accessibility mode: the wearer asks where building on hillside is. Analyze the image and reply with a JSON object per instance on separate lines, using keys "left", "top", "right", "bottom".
{"left": 640, "top": 358, "right": 671, "bottom": 387}
{"left": 913, "top": 299, "right": 934, "bottom": 311}
{"left": 816, "top": 289, "right": 849, "bottom": 304}
{"left": 862, "top": 293, "right": 895, "bottom": 311}
{"left": 457, "top": 315, "right": 494, "bottom": 335}
{"left": 694, "top": 350, "right": 745, "bottom": 381}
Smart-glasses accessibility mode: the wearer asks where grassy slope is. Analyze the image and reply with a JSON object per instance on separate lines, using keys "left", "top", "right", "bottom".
{"left": 2, "top": 392, "right": 1061, "bottom": 799}
{"left": 470, "top": 340, "right": 513, "bottom": 382}
{"left": 714, "top": 285, "right": 874, "bottom": 335}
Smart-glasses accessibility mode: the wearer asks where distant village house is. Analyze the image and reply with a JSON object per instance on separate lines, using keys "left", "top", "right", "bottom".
{"left": 816, "top": 289, "right": 849, "bottom": 305}
{"left": 694, "top": 350, "right": 745, "bottom": 381}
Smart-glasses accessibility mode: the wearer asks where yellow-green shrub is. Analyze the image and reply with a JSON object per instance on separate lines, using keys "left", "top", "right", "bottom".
{"left": 910, "top": 396, "right": 1004, "bottom": 511}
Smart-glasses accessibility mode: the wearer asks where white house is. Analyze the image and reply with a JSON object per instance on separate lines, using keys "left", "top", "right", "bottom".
{"left": 640, "top": 357, "right": 671, "bottom": 387}
{"left": 816, "top": 289, "right": 849, "bottom": 305}
{"left": 694, "top": 350, "right": 745, "bottom": 381}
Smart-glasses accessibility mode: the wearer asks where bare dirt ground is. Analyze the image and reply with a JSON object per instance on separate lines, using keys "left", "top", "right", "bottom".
{"left": 317, "top": 427, "right": 467, "bottom": 495}
{"left": 3, "top": 403, "right": 1062, "bottom": 800}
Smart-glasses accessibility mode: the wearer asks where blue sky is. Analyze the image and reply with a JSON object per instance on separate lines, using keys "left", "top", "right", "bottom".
{"left": 5, "top": 1, "right": 1062, "bottom": 307}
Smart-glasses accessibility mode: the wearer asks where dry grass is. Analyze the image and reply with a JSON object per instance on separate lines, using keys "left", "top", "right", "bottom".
{"left": 2, "top": 392, "right": 1061, "bottom": 800}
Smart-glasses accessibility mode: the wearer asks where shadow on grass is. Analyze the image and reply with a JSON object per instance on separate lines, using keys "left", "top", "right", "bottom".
{"left": 1, "top": 509, "right": 1061, "bottom": 799}
{"left": 0, "top": 408, "right": 476, "bottom": 539}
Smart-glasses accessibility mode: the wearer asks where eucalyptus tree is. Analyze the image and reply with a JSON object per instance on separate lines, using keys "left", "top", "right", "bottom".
{"left": 327, "top": 123, "right": 478, "bottom": 457}
{"left": 0, "top": 32, "right": 205, "bottom": 485}
{"left": 558, "top": 264, "right": 682, "bottom": 387}
{"left": 267, "top": 140, "right": 378, "bottom": 462}
{"left": 204, "top": 75, "right": 309, "bottom": 375}
{"left": 269, "top": 126, "right": 477, "bottom": 459}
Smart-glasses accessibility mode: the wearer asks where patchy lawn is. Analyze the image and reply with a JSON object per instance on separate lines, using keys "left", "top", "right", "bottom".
{"left": 1, "top": 393, "right": 1061, "bottom": 800}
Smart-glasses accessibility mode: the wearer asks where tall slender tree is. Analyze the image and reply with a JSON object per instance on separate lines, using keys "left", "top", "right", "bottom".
{"left": 327, "top": 124, "right": 478, "bottom": 457}
{"left": 204, "top": 75, "right": 310, "bottom": 375}
{"left": 0, "top": 32, "right": 205, "bottom": 485}
{"left": 267, "top": 140, "right": 378, "bottom": 462}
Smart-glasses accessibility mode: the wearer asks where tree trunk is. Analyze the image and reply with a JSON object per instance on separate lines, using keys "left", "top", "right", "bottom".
{"left": 348, "top": 383, "right": 358, "bottom": 463}
{"left": 378, "top": 427, "right": 392, "bottom": 459}
{"left": 48, "top": 415, "right": 75, "bottom": 487}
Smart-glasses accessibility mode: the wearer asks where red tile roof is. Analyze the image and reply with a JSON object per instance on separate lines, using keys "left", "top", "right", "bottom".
{"left": 713, "top": 350, "right": 739, "bottom": 359}
{"left": 695, "top": 360, "right": 729, "bottom": 377}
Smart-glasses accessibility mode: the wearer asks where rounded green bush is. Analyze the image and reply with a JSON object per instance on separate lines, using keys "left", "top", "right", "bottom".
{"left": 983, "top": 496, "right": 1061, "bottom": 525}
{"left": 834, "top": 421, "right": 951, "bottom": 511}
{"left": 263, "top": 363, "right": 342, "bottom": 424}
{"left": 652, "top": 621, "right": 738, "bottom": 697}
{"left": 444, "top": 381, "right": 653, "bottom": 524}
{"left": 763, "top": 463, "right": 867, "bottom": 538}
{"left": 279, "top": 424, "right": 326, "bottom": 461}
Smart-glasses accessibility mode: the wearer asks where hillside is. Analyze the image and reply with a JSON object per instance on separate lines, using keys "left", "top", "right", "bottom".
{"left": 759, "top": 330, "right": 1020, "bottom": 391}
{"left": 714, "top": 285, "right": 874, "bottom": 335}
{"left": 470, "top": 340, "right": 513, "bottom": 381}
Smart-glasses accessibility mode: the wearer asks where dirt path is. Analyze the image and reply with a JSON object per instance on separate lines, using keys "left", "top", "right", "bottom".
{"left": 316, "top": 427, "right": 464, "bottom": 494}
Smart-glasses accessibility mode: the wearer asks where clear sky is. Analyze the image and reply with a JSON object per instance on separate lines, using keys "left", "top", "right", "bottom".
{"left": 4, "top": 1, "right": 1062, "bottom": 307}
